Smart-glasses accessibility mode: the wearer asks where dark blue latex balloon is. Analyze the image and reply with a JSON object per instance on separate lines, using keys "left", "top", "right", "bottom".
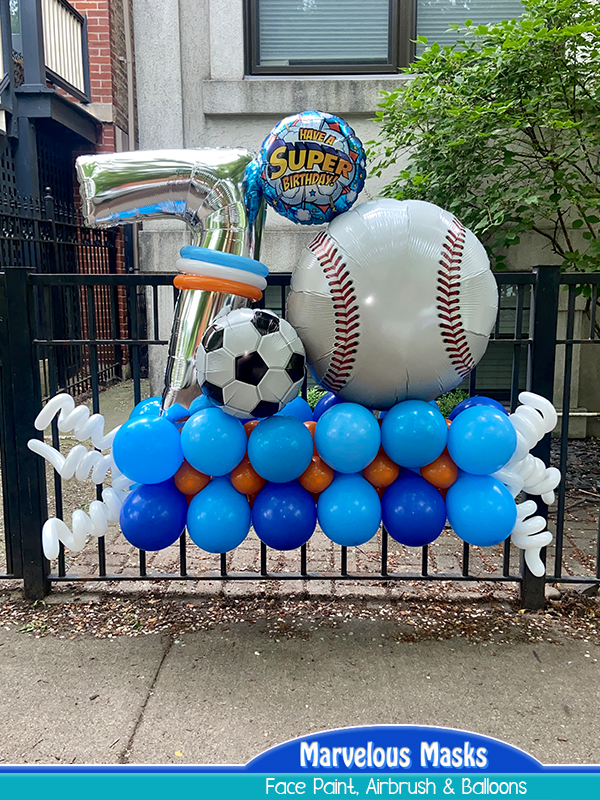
{"left": 180, "top": 407, "right": 247, "bottom": 477}
{"left": 447, "top": 406, "right": 517, "bottom": 475}
{"left": 381, "top": 400, "right": 447, "bottom": 468}
{"left": 313, "top": 392, "right": 342, "bottom": 422}
{"left": 129, "top": 396, "right": 161, "bottom": 418}
{"left": 448, "top": 396, "right": 508, "bottom": 421}
{"left": 112, "top": 415, "right": 183, "bottom": 484}
{"left": 382, "top": 471, "right": 446, "bottom": 547}
{"left": 248, "top": 416, "right": 313, "bottom": 483}
{"left": 315, "top": 403, "right": 380, "bottom": 474}
{"left": 252, "top": 481, "right": 316, "bottom": 550}
{"left": 187, "top": 477, "right": 250, "bottom": 553}
{"left": 188, "top": 394, "right": 214, "bottom": 416}
{"left": 277, "top": 396, "right": 313, "bottom": 422}
{"left": 446, "top": 474, "right": 517, "bottom": 547}
{"left": 318, "top": 474, "right": 381, "bottom": 546}
{"left": 119, "top": 479, "right": 187, "bottom": 551}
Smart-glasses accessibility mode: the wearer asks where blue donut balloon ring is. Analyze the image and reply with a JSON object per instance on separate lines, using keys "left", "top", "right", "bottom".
{"left": 257, "top": 110, "right": 367, "bottom": 225}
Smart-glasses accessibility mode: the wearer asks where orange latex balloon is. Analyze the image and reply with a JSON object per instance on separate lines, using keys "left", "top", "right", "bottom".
{"left": 174, "top": 460, "right": 210, "bottom": 496}
{"left": 231, "top": 454, "right": 266, "bottom": 495}
{"left": 446, "top": 418, "right": 452, "bottom": 428}
{"left": 299, "top": 455, "right": 334, "bottom": 494}
{"left": 247, "top": 492, "right": 258, "bottom": 509}
{"left": 362, "top": 447, "right": 400, "bottom": 489}
{"left": 420, "top": 448, "right": 458, "bottom": 490}
{"left": 304, "top": 420, "right": 318, "bottom": 454}
{"left": 244, "top": 420, "right": 260, "bottom": 438}
{"left": 375, "top": 486, "right": 386, "bottom": 500}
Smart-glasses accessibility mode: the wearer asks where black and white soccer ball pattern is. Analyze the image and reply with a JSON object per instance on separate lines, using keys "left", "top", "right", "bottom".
{"left": 196, "top": 308, "right": 306, "bottom": 418}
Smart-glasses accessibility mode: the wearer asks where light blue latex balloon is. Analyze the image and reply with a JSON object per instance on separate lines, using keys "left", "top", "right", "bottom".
{"left": 248, "top": 416, "right": 314, "bottom": 483}
{"left": 188, "top": 394, "right": 214, "bottom": 416}
{"left": 277, "top": 396, "right": 313, "bottom": 422}
{"left": 447, "top": 406, "right": 517, "bottom": 475}
{"left": 318, "top": 474, "right": 381, "bottom": 546}
{"left": 381, "top": 400, "right": 447, "bottom": 468}
{"left": 187, "top": 477, "right": 251, "bottom": 553}
{"left": 112, "top": 415, "right": 183, "bottom": 485}
{"left": 446, "top": 474, "right": 517, "bottom": 547}
{"left": 129, "top": 398, "right": 189, "bottom": 431}
{"left": 180, "top": 407, "right": 247, "bottom": 477}
{"left": 129, "top": 396, "right": 161, "bottom": 418}
{"left": 315, "top": 403, "right": 380, "bottom": 474}
{"left": 163, "top": 403, "right": 189, "bottom": 423}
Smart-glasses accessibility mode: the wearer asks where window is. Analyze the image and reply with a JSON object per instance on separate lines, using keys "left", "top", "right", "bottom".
{"left": 245, "top": 0, "right": 411, "bottom": 75}
{"left": 416, "top": 0, "right": 524, "bottom": 53}
{"left": 245, "top": 0, "right": 524, "bottom": 75}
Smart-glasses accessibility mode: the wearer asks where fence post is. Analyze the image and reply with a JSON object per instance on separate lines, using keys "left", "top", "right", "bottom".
{"left": 0, "top": 267, "right": 50, "bottom": 599}
{"left": 520, "top": 264, "right": 561, "bottom": 610}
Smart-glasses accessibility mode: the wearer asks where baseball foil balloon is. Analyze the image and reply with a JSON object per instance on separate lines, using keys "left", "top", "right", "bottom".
{"left": 287, "top": 199, "right": 498, "bottom": 408}
{"left": 257, "top": 111, "right": 366, "bottom": 225}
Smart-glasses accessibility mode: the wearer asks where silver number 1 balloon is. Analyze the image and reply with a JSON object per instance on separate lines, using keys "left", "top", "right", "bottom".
{"left": 75, "top": 149, "right": 266, "bottom": 410}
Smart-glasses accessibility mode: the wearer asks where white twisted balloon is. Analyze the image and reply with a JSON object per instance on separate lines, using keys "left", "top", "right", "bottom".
{"left": 31, "top": 392, "right": 120, "bottom": 449}
{"left": 492, "top": 391, "right": 561, "bottom": 578}
{"left": 510, "top": 500, "right": 553, "bottom": 578}
{"left": 27, "top": 394, "right": 132, "bottom": 560}
{"left": 494, "top": 392, "right": 561, "bottom": 505}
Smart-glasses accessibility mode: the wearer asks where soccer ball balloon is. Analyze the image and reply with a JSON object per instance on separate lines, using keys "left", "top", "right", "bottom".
{"left": 195, "top": 308, "right": 306, "bottom": 418}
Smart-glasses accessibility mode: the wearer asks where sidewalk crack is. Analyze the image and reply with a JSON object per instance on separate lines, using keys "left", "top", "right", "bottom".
{"left": 118, "top": 634, "right": 173, "bottom": 764}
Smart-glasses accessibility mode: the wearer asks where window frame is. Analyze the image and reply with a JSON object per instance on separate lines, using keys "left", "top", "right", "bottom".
{"left": 243, "top": 0, "right": 415, "bottom": 76}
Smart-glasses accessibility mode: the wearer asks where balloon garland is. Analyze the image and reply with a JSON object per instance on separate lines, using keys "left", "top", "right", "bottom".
{"left": 29, "top": 391, "right": 559, "bottom": 577}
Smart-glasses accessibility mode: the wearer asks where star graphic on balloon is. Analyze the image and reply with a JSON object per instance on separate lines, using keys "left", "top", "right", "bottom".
{"left": 310, "top": 190, "right": 316, "bottom": 197}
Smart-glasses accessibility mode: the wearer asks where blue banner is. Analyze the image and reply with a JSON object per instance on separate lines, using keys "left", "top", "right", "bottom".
{"left": 2, "top": 726, "right": 600, "bottom": 799}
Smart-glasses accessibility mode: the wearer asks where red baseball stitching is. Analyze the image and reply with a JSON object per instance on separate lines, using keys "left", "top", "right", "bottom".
{"left": 437, "top": 218, "right": 475, "bottom": 378}
{"left": 309, "top": 231, "right": 360, "bottom": 394}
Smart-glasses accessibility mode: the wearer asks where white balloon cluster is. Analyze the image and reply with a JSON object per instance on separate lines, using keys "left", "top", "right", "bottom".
{"left": 493, "top": 391, "right": 561, "bottom": 578}
{"left": 27, "top": 394, "right": 132, "bottom": 560}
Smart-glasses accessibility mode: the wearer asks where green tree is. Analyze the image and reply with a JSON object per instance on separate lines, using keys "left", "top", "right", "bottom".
{"left": 369, "top": 0, "right": 600, "bottom": 271}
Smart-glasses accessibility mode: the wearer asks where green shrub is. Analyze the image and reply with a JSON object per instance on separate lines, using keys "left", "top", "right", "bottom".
{"left": 369, "top": 0, "right": 600, "bottom": 272}
{"left": 435, "top": 389, "right": 469, "bottom": 418}
{"left": 306, "top": 387, "right": 327, "bottom": 411}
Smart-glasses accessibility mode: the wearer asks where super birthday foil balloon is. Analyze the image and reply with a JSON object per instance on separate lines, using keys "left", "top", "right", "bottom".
{"left": 76, "top": 149, "right": 266, "bottom": 410}
{"left": 257, "top": 111, "right": 366, "bottom": 225}
{"left": 286, "top": 198, "right": 498, "bottom": 408}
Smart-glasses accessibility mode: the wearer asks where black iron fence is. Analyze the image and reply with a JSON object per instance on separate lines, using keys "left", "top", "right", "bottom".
{"left": 0, "top": 265, "right": 599, "bottom": 609}
{"left": 0, "top": 192, "right": 123, "bottom": 394}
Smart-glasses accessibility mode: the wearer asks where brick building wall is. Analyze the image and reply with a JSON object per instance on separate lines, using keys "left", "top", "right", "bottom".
{"left": 70, "top": 0, "right": 138, "bottom": 374}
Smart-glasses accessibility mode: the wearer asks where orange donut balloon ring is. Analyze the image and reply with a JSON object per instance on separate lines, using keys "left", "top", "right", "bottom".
{"left": 173, "top": 274, "right": 263, "bottom": 302}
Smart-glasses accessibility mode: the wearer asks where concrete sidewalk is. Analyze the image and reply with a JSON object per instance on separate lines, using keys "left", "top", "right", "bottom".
{"left": 0, "top": 593, "right": 599, "bottom": 767}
